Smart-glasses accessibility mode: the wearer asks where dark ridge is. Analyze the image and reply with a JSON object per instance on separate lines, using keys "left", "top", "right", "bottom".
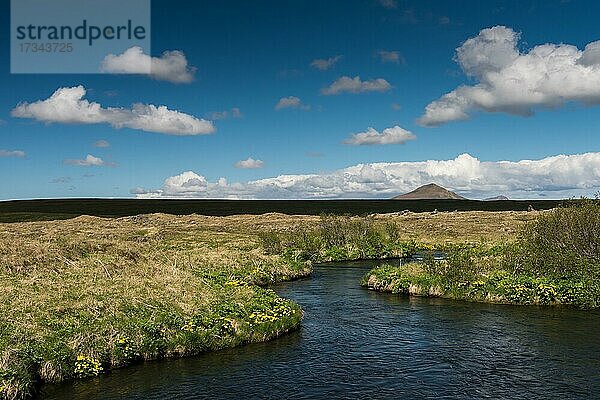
{"left": 0, "top": 198, "right": 565, "bottom": 223}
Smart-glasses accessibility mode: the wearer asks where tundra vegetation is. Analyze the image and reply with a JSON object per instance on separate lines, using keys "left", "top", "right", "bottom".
{"left": 360, "top": 200, "right": 600, "bottom": 308}
{"left": 1, "top": 207, "right": 595, "bottom": 399}
{"left": 0, "top": 214, "right": 309, "bottom": 399}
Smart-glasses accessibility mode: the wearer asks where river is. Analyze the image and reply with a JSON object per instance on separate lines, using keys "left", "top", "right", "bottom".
{"left": 41, "top": 261, "right": 600, "bottom": 399}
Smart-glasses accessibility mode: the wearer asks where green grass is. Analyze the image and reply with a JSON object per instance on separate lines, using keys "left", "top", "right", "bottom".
{"left": 362, "top": 200, "right": 600, "bottom": 309}
{"left": 0, "top": 215, "right": 310, "bottom": 399}
{"left": 362, "top": 263, "right": 600, "bottom": 308}
{"left": 259, "top": 214, "right": 420, "bottom": 263}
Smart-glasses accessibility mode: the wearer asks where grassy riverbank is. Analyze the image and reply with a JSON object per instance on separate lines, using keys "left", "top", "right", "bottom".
{"left": 0, "top": 214, "right": 310, "bottom": 399}
{"left": 362, "top": 258, "right": 600, "bottom": 308}
{"left": 362, "top": 201, "right": 600, "bottom": 309}
{"left": 257, "top": 201, "right": 600, "bottom": 308}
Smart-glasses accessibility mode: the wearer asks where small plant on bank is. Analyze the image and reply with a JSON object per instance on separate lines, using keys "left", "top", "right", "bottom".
{"left": 73, "top": 355, "right": 102, "bottom": 378}
{"left": 114, "top": 336, "right": 139, "bottom": 362}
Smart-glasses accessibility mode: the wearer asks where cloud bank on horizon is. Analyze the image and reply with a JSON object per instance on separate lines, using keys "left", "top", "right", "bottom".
{"left": 133, "top": 152, "right": 600, "bottom": 200}
{"left": 419, "top": 26, "right": 600, "bottom": 126}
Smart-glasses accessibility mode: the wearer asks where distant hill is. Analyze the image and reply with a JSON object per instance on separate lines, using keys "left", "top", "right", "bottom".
{"left": 393, "top": 183, "right": 466, "bottom": 200}
{"left": 484, "top": 195, "right": 509, "bottom": 201}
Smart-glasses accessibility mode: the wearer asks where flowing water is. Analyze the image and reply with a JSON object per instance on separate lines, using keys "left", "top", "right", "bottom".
{"left": 41, "top": 261, "right": 600, "bottom": 399}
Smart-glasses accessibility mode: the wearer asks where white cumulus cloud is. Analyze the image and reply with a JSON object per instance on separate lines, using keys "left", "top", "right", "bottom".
{"left": 343, "top": 125, "right": 416, "bottom": 145}
{"left": 0, "top": 149, "right": 25, "bottom": 158}
{"left": 64, "top": 154, "right": 114, "bottom": 167}
{"left": 164, "top": 171, "right": 208, "bottom": 194}
{"left": 100, "top": 46, "right": 196, "bottom": 84}
{"left": 419, "top": 26, "right": 600, "bottom": 126}
{"left": 11, "top": 86, "right": 214, "bottom": 136}
{"left": 132, "top": 152, "right": 600, "bottom": 200}
{"left": 275, "top": 96, "right": 310, "bottom": 110}
{"left": 321, "top": 76, "right": 392, "bottom": 95}
{"left": 235, "top": 157, "right": 264, "bottom": 169}
{"left": 310, "top": 55, "right": 343, "bottom": 71}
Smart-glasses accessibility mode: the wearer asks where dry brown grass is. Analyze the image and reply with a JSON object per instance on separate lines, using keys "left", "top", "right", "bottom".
{"left": 190, "top": 209, "right": 536, "bottom": 240}
{"left": 370, "top": 210, "right": 538, "bottom": 243}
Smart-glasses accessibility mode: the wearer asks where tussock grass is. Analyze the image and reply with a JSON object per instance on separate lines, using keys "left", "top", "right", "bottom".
{"left": 0, "top": 214, "right": 309, "bottom": 399}
{"left": 258, "top": 212, "right": 533, "bottom": 263}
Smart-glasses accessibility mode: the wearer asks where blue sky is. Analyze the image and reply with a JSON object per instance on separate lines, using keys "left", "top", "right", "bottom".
{"left": 2, "top": 0, "right": 600, "bottom": 199}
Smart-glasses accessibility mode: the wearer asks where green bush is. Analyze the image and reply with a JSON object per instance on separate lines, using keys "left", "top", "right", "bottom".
{"left": 259, "top": 214, "right": 413, "bottom": 263}
{"left": 422, "top": 251, "right": 475, "bottom": 284}
{"left": 509, "top": 198, "right": 600, "bottom": 280}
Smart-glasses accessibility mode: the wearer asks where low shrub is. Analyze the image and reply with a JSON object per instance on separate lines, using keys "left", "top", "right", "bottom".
{"left": 509, "top": 198, "right": 600, "bottom": 280}
{"left": 259, "top": 214, "right": 417, "bottom": 263}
